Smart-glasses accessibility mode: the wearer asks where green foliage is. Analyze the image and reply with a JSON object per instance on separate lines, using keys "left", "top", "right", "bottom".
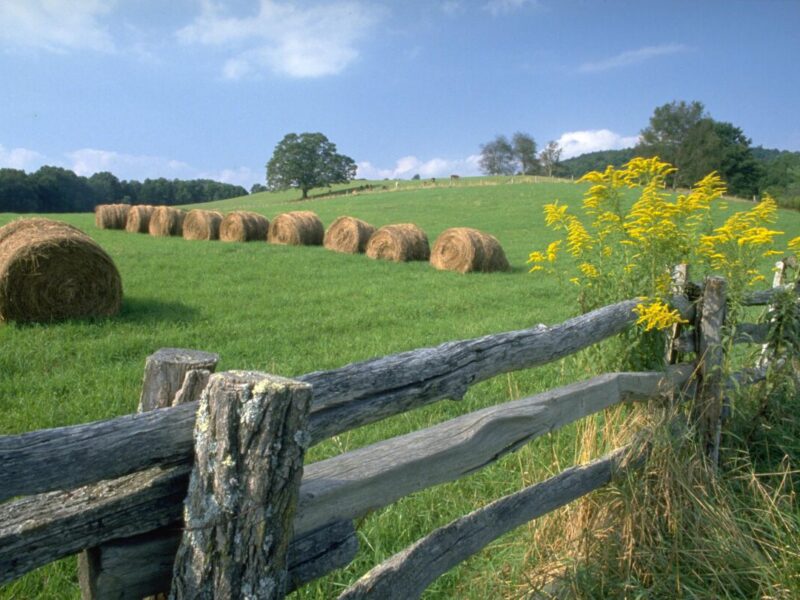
{"left": 266, "top": 132, "right": 356, "bottom": 199}
{"left": 538, "top": 140, "right": 562, "bottom": 177}
{"left": 512, "top": 132, "right": 539, "bottom": 175}
{"left": 478, "top": 134, "right": 516, "bottom": 175}
{"left": 0, "top": 167, "right": 247, "bottom": 213}
{"left": 637, "top": 101, "right": 764, "bottom": 197}
{"left": 480, "top": 132, "right": 540, "bottom": 176}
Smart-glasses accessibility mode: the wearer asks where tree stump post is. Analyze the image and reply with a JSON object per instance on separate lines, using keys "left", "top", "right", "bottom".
{"left": 694, "top": 276, "right": 727, "bottom": 465}
{"left": 79, "top": 348, "right": 219, "bottom": 600}
{"left": 169, "top": 371, "right": 312, "bottom": 600}
{"left": 665, "top": 264, "right": 689, "bottom": 365}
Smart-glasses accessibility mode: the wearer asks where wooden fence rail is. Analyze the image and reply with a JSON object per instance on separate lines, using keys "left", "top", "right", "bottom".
{"left": 0, "top": 275, "right": 796, "bottom": 599}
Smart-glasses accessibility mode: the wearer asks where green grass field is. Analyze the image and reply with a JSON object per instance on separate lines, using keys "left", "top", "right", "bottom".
{"left": 2, "top": 177, "right": 800, "bottom": 598}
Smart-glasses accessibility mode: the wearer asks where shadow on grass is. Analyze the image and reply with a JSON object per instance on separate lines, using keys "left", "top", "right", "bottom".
{"left": 119, "top": 297, "right": 199, "bottom": 324}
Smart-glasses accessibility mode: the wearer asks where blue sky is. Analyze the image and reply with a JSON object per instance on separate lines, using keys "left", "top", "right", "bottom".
{"left": 1, "top": 0, "right": 799, "bottom": 189}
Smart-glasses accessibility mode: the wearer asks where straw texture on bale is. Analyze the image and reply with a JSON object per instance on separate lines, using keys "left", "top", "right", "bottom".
{"left": 219, "top": 211, "right": 269, "bottom": 242}
{"left": 0, "top": 218, "right": 122, "bottom": 323}
{"left": 183, "top": 209, "right": 224, "bottom": 241}
{"left": 148, "top": 206, "right": 186, "bottom": 237}
{"left": 430, "top": 227, "right": 510, "bottom": 273}
{"left": 268, "top": 211, "right": 324, "bottom": 246}
{"left": 365, "top": 223, "right": 430, "bottom": 262}
{"left": 125, "top": 205, "right": 156, "bottom": 233}
{"left": 94, "top": 204, "right": 129, "bottom": 230}
{"left": 323, "top": 216, "right": 376, "bottom": 254}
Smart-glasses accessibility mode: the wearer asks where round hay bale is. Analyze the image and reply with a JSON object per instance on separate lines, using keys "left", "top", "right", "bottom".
{"left": 219, "top": 211, "right": 269, "bottom": 242}
{"left": 125, "top": 205, "right": 156, "bottom": 234}
{"left": 365, "top": 223, "right": 430, "bottom": 262}
{"left": 430, "top": 227, "right": 510, "bottom": 273}
{"left": 323, "top": 216, "right": 376, "bottom": 254}
{"left": 183, "top": 209, "right": 224, "bottom": 241}
{"left": 94, "top": 204, "right": 129, "bottom": 230}
{"left": 148, "top": 206, "right": 186, "bottom": 237}
{"left": 0, "top": 218, "right": 122, "bottom": 323}
{"left": 268, "top": 211, "right": 324, "bottom": 246}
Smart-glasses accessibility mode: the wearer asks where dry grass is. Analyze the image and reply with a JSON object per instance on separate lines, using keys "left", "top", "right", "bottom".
{"left": 323, "top": 216, "right": 376, "bottom": 254}
{"left": 219, "top": 211, "right": 269, "bottom": 243}
{"left": 0, "top": 218, "right": 122, "bottom": 323}
{"left": 365, "top": 223, "right": 430, "bottom": 262}
{"left": 430, "top": 227, "right": 510, "bottom": 274}
{"left": 268, "top": 211, "right": 324, "bottom": 246}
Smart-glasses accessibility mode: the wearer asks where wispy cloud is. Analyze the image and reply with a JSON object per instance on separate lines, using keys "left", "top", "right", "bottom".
{"left": 556, "top": 130, "right": 639, "bottom": 159}
{"left": 579, "top": 43, "right": 689, "bottom": 73}
{"left": 178, "top": 0, "right": 384, "bottom": 79}
{"left": 483, "top": 0, "right": 537, "bottom": 16}
{"left": 357, "top": 154, "right": 481, "bottom": 179}
{"left": 0, "top": 0, "right": 115, "bottom": 53}
{"left": 0, "top": 144, "right": 46, "bottom": 170}
{"left": 67, "top": 148, "right": 260, "bottom": 187}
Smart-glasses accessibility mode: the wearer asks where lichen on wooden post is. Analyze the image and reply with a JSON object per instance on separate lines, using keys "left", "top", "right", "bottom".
{"left": 169, "top": 371, "right": 312, "bottom": 600}
{"left": 694, "top": 276, "right": 727, "bottom": 464}
{"left": 138, "top": 348, "right": 220, "bottom": 412}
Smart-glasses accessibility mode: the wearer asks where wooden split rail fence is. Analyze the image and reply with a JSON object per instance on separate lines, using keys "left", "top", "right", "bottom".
{"left": 1, "top": 268, "right": 797, "bottom": 599}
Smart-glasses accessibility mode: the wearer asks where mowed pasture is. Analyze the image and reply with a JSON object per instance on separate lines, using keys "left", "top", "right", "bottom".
{"left": 2, "top": 178, "right": 800, "bottom": 599}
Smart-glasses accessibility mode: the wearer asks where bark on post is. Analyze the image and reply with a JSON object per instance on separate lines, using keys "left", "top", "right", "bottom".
{"left": 694, "top": 276, "right": 727, "bottom": 464}
{"left": 79, "top": 348, "right": 219, "bottom": 600}
{"left": 138, "top": 348, "right": 220, "bottom": 412}
{"left": 665, "top": 264, "right": 689, "bottom": 364}
{"left": 169, "top": 371, "right": 312, "bottom": 600}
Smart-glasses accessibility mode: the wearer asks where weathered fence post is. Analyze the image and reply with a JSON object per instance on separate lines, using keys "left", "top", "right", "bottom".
{"left": 139, "top": 348, "right": 220, "bottom": 412}
{"left": 694, "top": 276, "right": 727, "bottom": 464}
{"left": 79, "top": 348, "right": 219, "bottom": 600}
{"left": 665, "top": 264, "right": 689, "bottom": 364}
{"left": 169, "top": 371, "right": 312, "bottom": 600}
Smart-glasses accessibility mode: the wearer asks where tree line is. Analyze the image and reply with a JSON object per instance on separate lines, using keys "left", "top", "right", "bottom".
{"left": 0, "top": 166, "right": 249, "bottom": 213}
{"left": 479, "top": 100, "right": 800, "bottom": 209}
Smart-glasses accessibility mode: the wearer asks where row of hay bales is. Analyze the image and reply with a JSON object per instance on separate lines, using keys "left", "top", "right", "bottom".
{"left": 95, "top": 204, "right": 509, "bottom": 273}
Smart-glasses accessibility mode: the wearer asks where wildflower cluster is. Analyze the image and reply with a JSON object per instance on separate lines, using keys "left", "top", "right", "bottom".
{"left": 529, "top": 157, "right": 792, "bottom": 335}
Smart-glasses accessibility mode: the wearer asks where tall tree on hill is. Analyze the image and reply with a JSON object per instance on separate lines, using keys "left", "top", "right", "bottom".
{"left": 539, "top": 141, "right": 563, "bottom": 177}
{"left": 266, "top": 132, "right": 356, "bottom": 199}
{"left": 637, "top": 100, "right": 707, "bottom": 186}
{"left": 479, "top": 135, "right": 516, "bottom": 175}
{"left": 512, "top": 132, "right": 540, "bottom": 175}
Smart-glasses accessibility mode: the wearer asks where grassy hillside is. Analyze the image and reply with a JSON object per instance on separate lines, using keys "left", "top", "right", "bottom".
{"left": 2, "top": 177, "right": 799, "bottom": 598}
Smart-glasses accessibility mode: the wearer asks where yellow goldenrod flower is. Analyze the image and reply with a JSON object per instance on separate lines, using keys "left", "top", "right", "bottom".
{"left": 634, "top": 300, "right": 688, "bottom": 332}
{"left": 788, "top": 236, "right": 800, "bottom": 253}
{"left": 579, "top": 262, "right": 600, "bottom": 278}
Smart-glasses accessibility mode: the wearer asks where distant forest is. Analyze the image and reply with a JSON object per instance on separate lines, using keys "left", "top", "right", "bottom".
{"left": 0, "top": 166, "right": 248, "bottom": 213}
{"left": 557, "top": 146, "right": 800, "bottom": 210}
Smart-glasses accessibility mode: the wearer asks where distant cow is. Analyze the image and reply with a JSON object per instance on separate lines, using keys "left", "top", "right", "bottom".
{"left": 450, "top": 174, "right": 460, "bottom": 180}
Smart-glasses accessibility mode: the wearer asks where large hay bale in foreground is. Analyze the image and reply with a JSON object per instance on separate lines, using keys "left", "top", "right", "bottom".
{"left": 324, "top": 216, "right": 376, "bottom": 254}
{"left": 0, "top": 218, "right": 122, "bottom": 323}
{"left": 183, "top": 209, "right": 224, "bottom": 241}
{"left": 94, "top": 204, "right": 129, "bottom": 230}
{"left": 268, "top": 211, "right": 324, "bottom": 246}
{"left": 148, "top": 206, "right": 186, "bottom": 237}
{"left": 219, "top": 211, "right": 269, "bottom": 242}
{"left": 125, "top": 205, "right": 156, "bottom": 233}
{"left": 365, "top": 223, "right": 430, "bottom": 262}
{"left": 430, "top": 227, "right": 510, "bottom": 273}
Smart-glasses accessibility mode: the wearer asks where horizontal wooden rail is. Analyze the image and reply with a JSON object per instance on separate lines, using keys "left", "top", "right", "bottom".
{"left": 338, "top": 446, "right": 633, "bottom": 600}
{"left": 0, "top": 368, "right": 690, "bottom": 585}
{"left": 1, "top": 298, "right": 642, "bottom": 502}
{"left": 741, "top": 283, "right": 798, "bottom": 306}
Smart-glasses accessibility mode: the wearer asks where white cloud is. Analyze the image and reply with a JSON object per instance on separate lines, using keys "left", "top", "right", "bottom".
{"left": 0, "top": 0, "right": 115, "bottom": 53}
{"left": 178, "top": 0, "right": 383, "bottom": 79}
{"left": 579, "top": 43, "right": 689, "bottom": 73}
{"left": 67, "top": 148, "right": 258, "bottom": 188}
{"left": 556, "top": 130, "right": 639, "bottom": 159}
{"left": 484, "top": 0, "right": 535, "bottom": 16}
{"left": 357, "top": 154, "right": 481, "bottom": 180}
{"left": 0, "top": 144, "right": 46, "bottom": 170}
